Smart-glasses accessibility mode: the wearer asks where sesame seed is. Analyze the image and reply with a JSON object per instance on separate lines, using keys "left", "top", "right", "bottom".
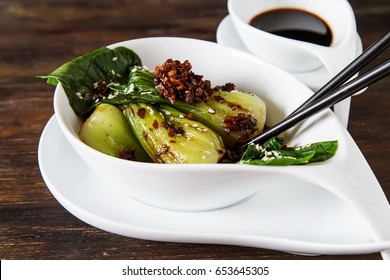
{"left": 202, "top": 128, "right": 208, "bottom": 132}
{"left": 112, "top": 56, "right": 118, "bottom": 61}
{"left": 125, "top": 84, "right": 134, "bottom": 94}
{"left": 111, "top": 69, "right": 116, "bottom": 75}
{"left": 295, "top": 144, "right": 312, "bottom": 150}
{"left": 76, "top": 92, "right": 83, "bottom": 99}
{"left": 205, "top": 150, "right": 211, "bottom": 154}
{"left": 208, "top": 108, "right": 216, "bottom": 114}
{"left": 202, "top": 155, "right": 207, "bottom": 160}
{"left": 179, "top": 114, "right": 184, "bottom": 119}
{"left": 146, "top": 106, "right": 155, "bottom": 115}
{"left": 255, "top": 144, "right": 266, "bottom": 152}
{"left": 186, "top": 137, "right": 192, "bottom": 141}
{"left": 191, "top": 124, "right": 199, "bottom": 128}
{"left": 108, "top": 92, "right": 118, "bottom": 99}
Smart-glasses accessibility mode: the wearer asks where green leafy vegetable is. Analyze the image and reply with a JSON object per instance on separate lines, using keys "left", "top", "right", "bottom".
{"left": 100, "top": 66, "right": 169, "bottom": 106}
{"left": 238, "top": 137, "right": 338, "bottom": 165}
{"left": 38, "top": 47, "right": 142, "bottom": 117}
{"left": 38, "top": 46, "right": 337, "bottom": 165}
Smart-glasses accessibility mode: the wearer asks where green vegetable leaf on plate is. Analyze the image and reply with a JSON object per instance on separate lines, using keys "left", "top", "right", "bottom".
{"left": 37, "top": 47, "right": 142, "bottom": 118}
{"left": 238, "top": 137, "right": 338, "bottom": 165}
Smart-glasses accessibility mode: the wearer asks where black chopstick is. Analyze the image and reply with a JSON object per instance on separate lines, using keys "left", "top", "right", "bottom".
{"left": 240, "top": 32, "right": 390, "bottom": 149}
{"left": 289, "top": 31, "right": 390, "bottom": 117}
{"left": 242, "top": 59, "right": 390, "bottom": 147}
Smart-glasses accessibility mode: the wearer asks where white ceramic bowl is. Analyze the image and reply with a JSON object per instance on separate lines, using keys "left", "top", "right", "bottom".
{"left": 54, "top": 37, "right": 346, "bottom": 211}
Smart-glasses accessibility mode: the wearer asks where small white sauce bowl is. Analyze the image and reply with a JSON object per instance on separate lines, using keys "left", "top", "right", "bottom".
{"left": 227, "top": 0, "right": 357, "bottom": 74}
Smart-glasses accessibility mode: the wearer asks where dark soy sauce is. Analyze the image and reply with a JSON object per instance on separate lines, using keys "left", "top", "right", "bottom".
{"left": 249, "top": 8, "right": 332, "bottom": 46}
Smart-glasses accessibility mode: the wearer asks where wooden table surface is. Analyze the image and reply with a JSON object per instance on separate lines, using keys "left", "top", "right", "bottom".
{"left": 1, "top": 0, "right": 389, "bottom": 260}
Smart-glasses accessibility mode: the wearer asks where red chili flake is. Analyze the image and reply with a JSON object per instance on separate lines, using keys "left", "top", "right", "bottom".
{"left": 281, "top": 144, "right": 293, "bottom": 150}
{"left": 154, "top": 59, "right": 212, "bottom": 105}
{"left": 214, "top": 82, "right": 236, "bottom": 92}
{"left": 186, "top": 112, "right": 197, "bottom": 120}
{"left": 152, "top": 119, "right": 159, "bottom": 129}
{"left": 161, "top": 121, "right": 178, "bottom": 137}
{"left": 221, "top": 113, "right": 258, "bottom": 141}
{"left": 219, "top": 148, "right": 243, "bottom": 163}
{"left": 214, "top": 95, "right": 225, "bottom": 103}
{"left": 93, "top": 81, "right": 108, "bottom": 98}
{"left": 175, "top": 126, "right": 185, "bottom": 135}
{"left": 118, "top": 147, "right": 136, "bottom": 161}
{"left": 137, "top": 107, "right": 146, "bottom": 119}
{"left": 160, "top": 121, "right": 172, "bottom": 129}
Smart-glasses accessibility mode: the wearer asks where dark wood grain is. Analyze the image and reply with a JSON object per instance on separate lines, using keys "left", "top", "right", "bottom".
{"left": 0, "top": 0, "right": 389, "bottom": 260}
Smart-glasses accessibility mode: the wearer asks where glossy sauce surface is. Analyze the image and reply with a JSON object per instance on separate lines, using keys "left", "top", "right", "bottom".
{"left": 249, "top": 8, "right": 332, "bottom": 46}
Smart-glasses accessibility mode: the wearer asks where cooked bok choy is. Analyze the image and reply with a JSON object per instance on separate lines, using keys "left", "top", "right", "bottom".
{"left": 38, "top": 47, "right": 142, "bottom": 118}
{"left": 38, "top": 46, "right": 337, "bottom": 165}
{"left": 123, "top": 103, "right": 225, "bottom": 163}
{"left": 108, "top": 66, "right": 267, "bottom": 148}
{"left": 79, "top": 103, "right": 151, "bottom": 162}
{"left": 172, "top": 90, "right": 266, "bottom": 148}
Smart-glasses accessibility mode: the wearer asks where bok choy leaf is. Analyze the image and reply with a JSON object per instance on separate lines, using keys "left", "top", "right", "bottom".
{"left": 238, "top": 137, "right": 338, "bottom": 165}
{"left": 38, "top": 47, "right": 142, "bottom": 118}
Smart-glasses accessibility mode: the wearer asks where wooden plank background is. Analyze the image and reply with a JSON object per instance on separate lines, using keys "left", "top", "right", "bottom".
{"left": 0, "top": 0, "right": 389, "bottom": 259}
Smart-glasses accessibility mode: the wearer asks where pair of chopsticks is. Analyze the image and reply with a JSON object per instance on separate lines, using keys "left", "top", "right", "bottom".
{"left": 242, "top": 31, "right": 390, "bottom": 148}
